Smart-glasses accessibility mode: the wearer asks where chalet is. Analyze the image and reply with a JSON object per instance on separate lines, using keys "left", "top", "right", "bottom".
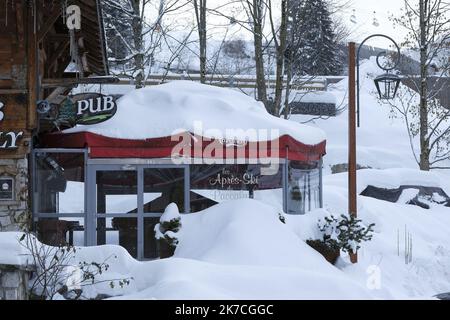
{"left": 0, "top": 0, "right": 326, "bottom": 262}
{"left": 0, "top": 0, "right": 110, "bottom": 232}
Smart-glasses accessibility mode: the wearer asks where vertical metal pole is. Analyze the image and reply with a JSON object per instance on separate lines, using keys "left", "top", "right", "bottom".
{"left": 83, "top": 149, "right": 88, "bottom": 246}
{"left": 348, "top": 42, "right": 358, "bottom": 264}
{"left": 319, "top": 157, "right": 323, "bottom": 208}
{"left": 86, "top": 164, "right": 96, "bottom": 246}
{"left": 184, "top": 165, "right": 190, "bottom": 214}
{"left": 137, "top": 166, "right": 144, "bottom": 260}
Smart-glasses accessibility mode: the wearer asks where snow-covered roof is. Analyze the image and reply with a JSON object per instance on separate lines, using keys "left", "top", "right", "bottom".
{"left": 63, "top": 81, "right": 326, "bottom": 145}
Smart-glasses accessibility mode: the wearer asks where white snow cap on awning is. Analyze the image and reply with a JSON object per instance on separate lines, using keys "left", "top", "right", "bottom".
{"left": 64, "top": 81, "right": 326, "bottom": 144}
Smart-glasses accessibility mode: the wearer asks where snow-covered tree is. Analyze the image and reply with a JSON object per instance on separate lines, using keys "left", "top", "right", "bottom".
{"left": 317, "top": 214, "right": 375, "bottom": 257}
{"left": 103, "top": 0, "right": 134, "bottom": 64}
{"left": 154, "top": 203, "right": 182, "bottom": 258}
{"left": 391, "top": 0, "right": 450, "bottom": 170}
{"left": 287, "top": 0, "right": 342, "bottom": 76}
{"left": 101, "top": 0, "right": 191, "bottom": 88}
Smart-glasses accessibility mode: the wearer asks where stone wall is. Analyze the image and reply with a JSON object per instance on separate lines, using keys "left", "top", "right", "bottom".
{"left": 0, "top": 264, "right": 31, "bottom": 300}
{"left": 0, "top": 157, "right": 29, "bottom": 231}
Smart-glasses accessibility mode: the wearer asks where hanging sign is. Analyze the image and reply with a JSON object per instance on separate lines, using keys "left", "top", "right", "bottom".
{"left": 58, "top": 93, "right": 117, "bottom": 126}
{"left": 0, "top": 101, "right": 24, "bottom": 149}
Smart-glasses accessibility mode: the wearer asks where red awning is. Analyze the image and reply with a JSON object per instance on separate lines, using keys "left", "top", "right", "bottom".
{"left": 41, "top": 131, "right": 326, "bottom": 161}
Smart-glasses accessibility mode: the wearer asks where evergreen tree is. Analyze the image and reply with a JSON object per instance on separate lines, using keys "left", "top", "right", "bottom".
{"left": 287, "top": 0, "right": 342, "bottom": 76}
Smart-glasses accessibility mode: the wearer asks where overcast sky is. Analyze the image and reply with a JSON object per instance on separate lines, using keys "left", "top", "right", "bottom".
{"left": 340, "top": 0, "right": 408, "bottom": 48}
{"left": 157, "top": 0, "right": 432, "bottom": 51}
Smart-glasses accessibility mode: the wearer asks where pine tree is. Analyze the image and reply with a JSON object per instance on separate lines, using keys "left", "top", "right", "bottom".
{"left": 288, "top": 0, "right": 342, "bottom": 76}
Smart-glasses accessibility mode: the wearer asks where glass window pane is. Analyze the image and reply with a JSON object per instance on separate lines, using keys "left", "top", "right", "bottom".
{"left": 287, "top": 161, "right": 320, "bottom": 214}
{"left": 143, "top": 168, "right": 184, "bottom": 212}
{"left": 190, "top": 164, "right": 283, "bottom": 212}
{"left": 35, "top": 152, "right": 85, "bottom": 213}
{"left": 96, "top": 171, "right": 137, "bottom": 214}
{"left": 97, "top": 217, "right": 137, "bottom": 258}
{"left": 144, "top": 217, "right": 160, "bottom": 259}
{"left": 36, "top": 217, "right": 84, "bottom": 247}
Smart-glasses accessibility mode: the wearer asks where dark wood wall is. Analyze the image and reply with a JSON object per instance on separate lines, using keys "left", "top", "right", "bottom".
{"left": 0, "top": 0, "right": 34, "bottom": 159}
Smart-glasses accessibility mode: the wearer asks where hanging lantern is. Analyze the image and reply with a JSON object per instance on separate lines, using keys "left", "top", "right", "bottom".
{"left": 374, "top": 73, "right": 401, "bottom": 100}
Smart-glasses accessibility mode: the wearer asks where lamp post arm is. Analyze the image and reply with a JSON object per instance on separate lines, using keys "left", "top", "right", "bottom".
{"left": 356, "top": 34, "right": 401, "bottom": 127}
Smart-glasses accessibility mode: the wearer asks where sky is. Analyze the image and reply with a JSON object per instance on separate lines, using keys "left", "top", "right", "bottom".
{"left": 340, "top": 0, "right": 408, "bottom": 48}
{"left": 154, "top": 0, "right": 421, "bottom": 52}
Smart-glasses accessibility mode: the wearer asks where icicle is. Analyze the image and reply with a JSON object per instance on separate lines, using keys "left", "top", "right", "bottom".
{"left": 350, "top": 9, "right": 357, "bottom": 24}
{"left": 372, "top": 11, "right": 380, "bottom": 27}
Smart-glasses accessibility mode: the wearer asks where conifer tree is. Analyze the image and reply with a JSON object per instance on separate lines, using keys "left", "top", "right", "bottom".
{"left": 288, "top": 0, "right": 342, "bottom": 76}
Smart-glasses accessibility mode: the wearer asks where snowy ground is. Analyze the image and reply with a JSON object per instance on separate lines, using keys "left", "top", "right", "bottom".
{"left": 1, "top": 58, "right": 449, "bottom": 299}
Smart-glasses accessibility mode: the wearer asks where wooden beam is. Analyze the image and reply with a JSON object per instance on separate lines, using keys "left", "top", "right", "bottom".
{"left": 26, "top": 1, "right": 37, "bottom": 130}
{"left": 37, "top": 5, "right": 61, "bottom": 43}
{"left": 48, "top": 34, "right": 70, "bottom": 42}
{"left": 42, "top": 76, "right": 120, "bottom": 88}
{"left": 48, "top": 40, "right": 70, "bottom": 70}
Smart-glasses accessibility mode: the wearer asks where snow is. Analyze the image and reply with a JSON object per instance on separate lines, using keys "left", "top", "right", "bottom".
{"left": 160, "top": 203, "right": 181, "bottom": 223}
{"left": 0, "top": 232, "right": 31, "bottom": 266}
{"left": 0, "top": 200, "right": 371, "bottom": 300}
{"left": 296, "top": 91, "right": 337, "bottom": 104}
{"left": 2, "top": 56, "right": 450, "bottom": 300}
{"left": 291, "top": 57, "right": 427, "bottom": 173}
{"left": 324, "top": 168, "right": 447, "bottom": 195}
{"left": 64, "top": 81, "right": 326, "bottom": 145}
{"left": 396, "top": 189, "right": 420, "bottom": 204}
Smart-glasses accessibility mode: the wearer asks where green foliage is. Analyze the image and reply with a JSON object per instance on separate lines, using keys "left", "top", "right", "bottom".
{"left": 157, "top": 217, "right": 182, "bottom": 248}
{"left": 317, "top": 214, "right": 375, "bottom": 254}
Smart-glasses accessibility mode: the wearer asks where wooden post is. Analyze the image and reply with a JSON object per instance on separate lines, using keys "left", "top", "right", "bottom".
{"left": 27, "top": 0, "right": 38, "bottom": 130}
{"left": 348, "top": 42, "right": 358, "bottom": 264}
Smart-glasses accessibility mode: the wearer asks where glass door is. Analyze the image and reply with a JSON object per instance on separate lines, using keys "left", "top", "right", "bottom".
{"left": 93, "top": 166, "right": 139, "bottom": 258}
{"left": 89, "top": 164, "right": 188, "bottom": 260}
{"left": 142, "top": 167, "right": 187, "bottom": 259}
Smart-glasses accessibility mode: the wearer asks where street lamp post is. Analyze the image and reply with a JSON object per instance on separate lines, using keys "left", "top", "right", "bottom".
{"left": 356, "top": 34, "right": 402, "bottom": 127}
{"left": 348, "top": 35, "right": 401, "bottom": 264}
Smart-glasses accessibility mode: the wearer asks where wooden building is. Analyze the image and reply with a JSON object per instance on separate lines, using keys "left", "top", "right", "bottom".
{"left": 0, "top": 0, "right": 109, "bottom": 231}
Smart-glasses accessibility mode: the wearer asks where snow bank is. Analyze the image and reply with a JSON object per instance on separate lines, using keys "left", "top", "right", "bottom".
{"left": 0, "top": 201, "right": 371, "bottom": 299}
{"left": 64, "top": 81, "right": 326, "bottom": 145}
{"left": 316, "top": 168, "right": 450, "bottom": 298}
{"left": 325, "top": 168, "right": 447, "bottom": 194}
{"left": 297, "top": 91, "right": 337, "bottom": 104}
{"left": 0, "top": 232, "right": 32, "bottom": 266}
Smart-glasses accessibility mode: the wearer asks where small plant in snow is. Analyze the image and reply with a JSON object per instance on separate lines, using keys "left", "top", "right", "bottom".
{"left": 318, "top": 214, "right": 375, "bottom": 254}
{"left": 155, "top": 203, "right": 182, "bottom": 258}
{"left": 19, "top": 232, "right": 132, "bottom": 300}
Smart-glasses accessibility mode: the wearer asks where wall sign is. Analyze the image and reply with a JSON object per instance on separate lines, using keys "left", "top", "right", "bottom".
{"left": 0, "top": 101, "right": 24, "bottom": 149}
{"left": 0, "top": 177, "right": 14, "bottom": 200}
{"left": 58, "top": 93, "right": 117, "bottom": 126}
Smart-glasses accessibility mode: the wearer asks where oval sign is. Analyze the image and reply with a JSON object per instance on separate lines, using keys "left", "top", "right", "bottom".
{"left": 58, "top": 93, "right": 117, "bottom": 126}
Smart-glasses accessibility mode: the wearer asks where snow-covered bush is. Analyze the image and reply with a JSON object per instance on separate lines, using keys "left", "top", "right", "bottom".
{"left": 317, "top": 214, "right": 375, "bottom": 254}
{"left": 19, "top": 232, "right": 131, "bottom": 300}
{"left": 154, "top": 203, "right": 182, "bottom": 258}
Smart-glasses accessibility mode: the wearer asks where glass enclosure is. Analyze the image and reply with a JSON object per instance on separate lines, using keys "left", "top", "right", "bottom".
{"left": 33, "top": 150, "right": 86, "bottom": 247}
{"left": 32, "top": 149, "right": 322, "bottom": 259}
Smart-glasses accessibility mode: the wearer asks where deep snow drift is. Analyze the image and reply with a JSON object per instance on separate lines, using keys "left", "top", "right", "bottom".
{"left": 64, "top": 81, "right": 326, "bottom": 145}
{"left": 0, "top": 200, "right": 372, "bottom": 300}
